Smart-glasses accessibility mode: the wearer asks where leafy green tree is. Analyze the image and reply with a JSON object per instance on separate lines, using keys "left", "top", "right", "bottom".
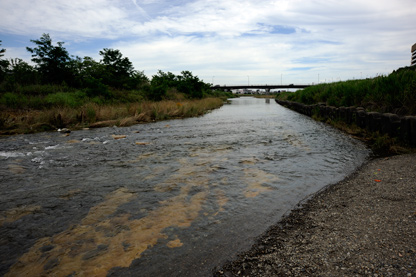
{"left": 131, "top": 70, "right": 149, "bottom": 89}
{"left": 71, "top": 56, "right": 108, "bottom": 97}
{"left": 99, "top": 48, "right": 134, "bottom": 88}
{"left": 148, "top": 70, "right": 210, "bottom": 100}
{"left": 147, "top": 70, "right": 176, "bottom": 100}
{"left": 8, "top": 58, "right": 39, "bottom": 86}
{"left": 0, "top": 40, "right": 9, "bottom": 82}
{"left": 150, "top": 70, "right": 176, "bottom": 87}
{"left": 177, "top": 70, "right": 207, "bottom": 98}
{"left": 26, "top": 33, "right": 73, "bottom": 84}
{"left": 77, "top": 56, "right": 107, "bottom": 79}
{"left": 0, "top": 41, "right": 5, "bottom": 58}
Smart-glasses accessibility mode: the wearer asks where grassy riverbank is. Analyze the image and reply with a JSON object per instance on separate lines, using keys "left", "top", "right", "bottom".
{"left": 277, "top": 65, "right": 416, "bottom": 115}
{"left": 276, "top": 66, "right": 416, "bottom": 153}
{"left": 0, "top": 87, "right": 231, "bottom": 135}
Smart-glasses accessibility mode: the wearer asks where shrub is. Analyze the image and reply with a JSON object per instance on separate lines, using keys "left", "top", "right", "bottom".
{"left": 19, "top": 84, "right": 72, "bottom": 95}
{"left": 45, "top": 92, "right": 86, "bottom": 108}
{"left": 0, "top": 92, "right": 28, "bottom": 108}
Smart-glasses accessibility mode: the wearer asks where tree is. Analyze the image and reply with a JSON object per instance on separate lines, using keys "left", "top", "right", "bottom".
{"left": 8, "top": 58, "right": 39, "bottom": 86}
{"left": 177, "top": 70, "right": 207, "bottom": 98}
{"left": 0, "top": 40, "right": 5, "bottom": 59}
{"left": 148, "top": 70, "right": 210, "bottom": 100}
{"left": 147, "top": 70, "right": 176, "bottom": 100}
{"left": 150, "top": 70, "right": 176, "bottom": 88}
{"left": 0, "top": 40, "right": 9, "bottom": 82}
{"left": 130, "top": 70, "right": 149, "bottom": 89}
{"left": 26, "top": 33, "right": 72, "bottom": 84}
{"left": 73, "top": 56, "right": 110, "bottom": 97}
{"left": 99, "top": 48, "right": 134, "bottom": 88}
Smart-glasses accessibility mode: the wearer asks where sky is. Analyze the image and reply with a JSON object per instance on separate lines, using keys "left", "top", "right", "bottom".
{"left": 0, "top": 0, "right": 415, "bottom": 85}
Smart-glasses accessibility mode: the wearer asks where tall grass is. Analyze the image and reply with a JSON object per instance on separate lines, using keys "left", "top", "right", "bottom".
{"left": 0, "top": 98, "right": 224, "bottom": 135}
{"left": 0, "top": 82, "right": 232, "bottom": 135}
{"left": 278, "top": 65, "right": 416, "bottom": 115}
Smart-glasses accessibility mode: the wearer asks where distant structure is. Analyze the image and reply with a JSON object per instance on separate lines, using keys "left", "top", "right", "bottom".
{"left": 412, "top": 43, "right": 416, "bottom": 66}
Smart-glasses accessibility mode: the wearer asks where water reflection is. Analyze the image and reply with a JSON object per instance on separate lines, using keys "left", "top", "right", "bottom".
{"left": 0, "top": 97, "right": 369, "bottom": 276}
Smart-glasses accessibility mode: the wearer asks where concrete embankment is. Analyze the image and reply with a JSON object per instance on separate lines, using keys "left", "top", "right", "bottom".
{"left": 275, "top": 99, "right": 416, "bottom": 146}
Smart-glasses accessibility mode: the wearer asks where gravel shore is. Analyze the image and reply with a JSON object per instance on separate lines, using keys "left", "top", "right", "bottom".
{"left": 214, "top": 153, "right": 416, "bottom": 276}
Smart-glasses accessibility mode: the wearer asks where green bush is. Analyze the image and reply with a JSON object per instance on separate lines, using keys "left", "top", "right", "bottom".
{"left": 147, "top": 85, "right": 166, "bottom": 101}
{"left": 45, "top": 91, "right": 86, "bottom": 108}
{"left": 84, "top": 77, "right": 110, "bottom": 98}
{"left": 18, "top": 84, "right": 73, "bottom": 95}
{"left": 0, "top": 92, "right": 28, "bottom": 108}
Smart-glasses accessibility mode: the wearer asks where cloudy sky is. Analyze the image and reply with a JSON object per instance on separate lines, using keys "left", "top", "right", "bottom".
{"left": 0, "top": 0, "right": 415, "bottom": 85}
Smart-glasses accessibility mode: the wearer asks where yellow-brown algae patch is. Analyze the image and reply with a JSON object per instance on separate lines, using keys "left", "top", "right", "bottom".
{"left": 211, "top": 189, "right": 228, "bottom": 216}
{"left": 59, "top": 189, "right": 82, "bottom": 200}
{"left": 0, "top": 205, "right": 41, "bottom": 227}
{"left": 111, "top": 135, "right": 127, "bottom": 140}
{"left": 154, "top": 182, "right": 178, "bottom": 192}
{"left": 81, "top": 188, "right": 136, "bottom": 225}
{"left": 135, "top": 152, "right": 169, "bottom": 163}
{"left": 215, "top": 189, "right": 228, "bottom": 212}
{"left": 139, "top": 165, "right": 168, "bottom": 181}
{"left": 167, "top": 238, "right": 183, "bottom": 248}
{"left": 239, "top": 157, "right": 259, "bottom": 165}
{"left": 281, "top": 131, "right": 310, "bottom": 151}
{"left": 243, "top": 168, "right": 278, "bottom": 198}
{"left": 7, "top": 187, "right": 208, "bottom": 277}
{"left": 126, "top": 152, "right": 155, "bottom": 164}
{"left": 66, "top": 139, "right": 81, "bottom": 144}
{"left": 7, "top": 164, "right": 25, "bottom": 174}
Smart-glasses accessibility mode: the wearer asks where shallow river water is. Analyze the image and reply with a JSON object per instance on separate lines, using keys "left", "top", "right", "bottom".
{"left": 0, "top": 97, "right": 369, "bottom": 276}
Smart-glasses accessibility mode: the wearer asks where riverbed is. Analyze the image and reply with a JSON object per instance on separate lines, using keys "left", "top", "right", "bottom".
{"left": 0, "top": 97, "right": 369, "bottom": 276}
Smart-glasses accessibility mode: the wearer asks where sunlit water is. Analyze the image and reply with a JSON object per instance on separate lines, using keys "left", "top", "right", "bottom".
{"left": 0, "top": 98, "right": 369, "bottom": 276}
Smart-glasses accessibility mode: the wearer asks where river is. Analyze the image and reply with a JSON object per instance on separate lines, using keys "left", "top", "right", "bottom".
{"left": 0, "top": 97, "right": 369, "bottom": 276}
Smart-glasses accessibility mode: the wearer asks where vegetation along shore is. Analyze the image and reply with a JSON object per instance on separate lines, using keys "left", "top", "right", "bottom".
{"left": 276, "top": 65, "right": 416, "bottom": 154}
{"left": 0, "top": 34, "right": 232, "bottom": 135}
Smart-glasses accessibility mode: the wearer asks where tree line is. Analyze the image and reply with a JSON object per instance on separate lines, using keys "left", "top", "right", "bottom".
{"left": 0, "top": 34, "right": 214, "bottom": 102}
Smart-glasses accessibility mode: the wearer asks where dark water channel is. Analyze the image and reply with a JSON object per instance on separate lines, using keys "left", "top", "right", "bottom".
{"left": 0, "top": 97, "right": 369, "bottom": 276}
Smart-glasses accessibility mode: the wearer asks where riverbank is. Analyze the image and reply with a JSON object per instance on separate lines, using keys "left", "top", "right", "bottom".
{"left": 0, "top": 97, "right": 224, "bottom": 135}
{"left": 214, "top": 153, "right": 416, "bottom": 276}
{"left": 275, "top": 99, "right": 416, "bottom": 155}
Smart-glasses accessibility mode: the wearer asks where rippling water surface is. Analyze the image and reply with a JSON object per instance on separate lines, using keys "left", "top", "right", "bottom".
{"left": 0, "top": 97, "right": 369, "bottom": 276}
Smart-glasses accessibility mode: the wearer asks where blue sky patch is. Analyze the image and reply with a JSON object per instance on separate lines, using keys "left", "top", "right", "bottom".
{"left": 242, "top": 23, "right": 296, "bottom": 37}
{"left": 257, "top": 23, "right": 296, "bottom": 35}
{"left": 289, "top": 67, "right": 314, "bottom": 71}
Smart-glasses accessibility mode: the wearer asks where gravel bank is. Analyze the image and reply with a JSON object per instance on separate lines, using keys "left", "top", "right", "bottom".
{"left": 214, "top": 153, "right": 416, "bottom": 276}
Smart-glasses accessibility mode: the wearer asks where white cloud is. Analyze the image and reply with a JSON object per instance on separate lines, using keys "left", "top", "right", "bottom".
{"left": 1, "top": 0, "right": 415, "bottom": 84}
{"left": 0, "top": 0, "right": 133, "bottom": 38}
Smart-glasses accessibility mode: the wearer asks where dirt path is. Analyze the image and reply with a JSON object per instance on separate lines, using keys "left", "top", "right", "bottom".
{"left": 214, "top": 153, "right": 416, "bottom": 276}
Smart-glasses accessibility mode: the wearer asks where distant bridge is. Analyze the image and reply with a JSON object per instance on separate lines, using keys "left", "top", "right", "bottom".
{"left": 211, "top": 84, "right": 311, "bottom": 91}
